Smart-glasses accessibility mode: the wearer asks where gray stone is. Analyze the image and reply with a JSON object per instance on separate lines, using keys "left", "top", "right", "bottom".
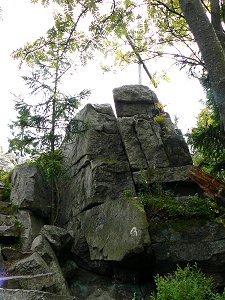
{"left": 0, "top": 214, "right": 21, "bottom": 237}
{"left": 113, "top": 85, "right": 159, "bottom": 117}
{"left": 60, "top": 104, "right": 135, "bottom": 225}
{"left": 162, "top": 133, "right": 193, "bottom": 166}
{"left": 1, "top": 247, "right": 31, "bottom": 262}
{"left": 40, "top": 225, "right": 73, "bottom": 254}
{"left": 149, "top": 220, "right": 225, "bottom": 287}
{"left": 17, "top": 210, "right": 44, "bottom": 251}
{"left": 117, "top": 116, "right": 169, "bottom": 170}
{"left": 10, "top": 165, "right": 50, "bottom": 219}
{"left": 81, "top": 197, "right": 151, "bottom": 261}
{"left": 31, "top": 235, "right": 70, "bottom": 295}
{"left": 0, "top": 288, "right": 76, "bottom": 300}
{"left": 7, "top": 252, "right": 55, "bottom": 291}
{"left": 133, "top": 165, "right": 193, "bottom": 186}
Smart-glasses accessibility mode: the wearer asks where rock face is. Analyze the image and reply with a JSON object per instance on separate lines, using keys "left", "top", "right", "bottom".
{"left": 10, "top": 165, "right": 50, "bottom": 219}
{"left": 150, "top": 220, "right": 225, "bottom": 287}
{"left": 59, "top": 103, "right": 149, "bottom": 265}
{"left": 113, "top": 85, "right": 192, "bottom": 172}
{"left": 81, "top": 197, "right": 150, "bottom": 261}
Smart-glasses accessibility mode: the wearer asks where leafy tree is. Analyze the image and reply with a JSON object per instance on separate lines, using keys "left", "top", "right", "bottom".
{"left": 187, "top": 76, "right": 225, "bottom": 179}
{"left": 27, "top": 0, "right": 225, "bottom": 139}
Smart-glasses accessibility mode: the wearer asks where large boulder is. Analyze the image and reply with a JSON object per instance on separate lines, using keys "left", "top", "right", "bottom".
{"left": 17, "top": 210, "right": 44, "bottom": 251}
{"left": 31, "top": 235, "right": 70, "bottom": 295}
{"left": 10, "top": 165, "right": 50, "bottom": 219}
{"left": 40, "top": 225, "right": 73, "bottom": 256}
{"left": 113, "top": 85, "right": 159, "bottom": 117}
{"left": 113, "top": 85, "right": 193, "bottom": 195}
{"left": 6, "top": 252, "right": 56, "bottom": 291}
{"left": 81, "top": 197, "right": 151, "bottom": 261}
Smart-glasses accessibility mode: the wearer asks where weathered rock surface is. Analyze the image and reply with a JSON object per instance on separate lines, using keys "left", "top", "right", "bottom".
{"left": 133, "top": 165, "right": 193, "bottom": 185}
{"left": 5, "top": 236, "right": 70, "bottom": 295}
{"left": 17, "top": 210, "right": 44, "bottom": 251}
{"left": 0, "top": 288, "right": 76, "bottom": 300}
{"left": 31, "top": 235, "right": 70, "bottom": 295}
{"left": 113, "top": 84, "right": 159, "bottom": 117}
{"left": 60, "top": 104, "right": 136, "bottom": 226}
{"left": 60, "top": 103, "right": 148, "bottom": 267}
{"left": 81, "top": 198, "right": 151, "bottom": 261}
{"left": 0, "top": 214, "right": 21, "bottom": 237}
{"left": 10, "top": 165, "right": 50, "bottom": 219}
{"left": 6, "top": 252, "right": 55, "bottom": 291}
{"left": 113, "top": 85, "right": 192, "bottom": 179}
{"left": 150, "top": 220, "right": 225, "bottom": 287}
{"left": 117, "top": 116, "right": 170, "bottom": 170}
{"left": 40, "top": 225, "right": 73, "bottom": 255}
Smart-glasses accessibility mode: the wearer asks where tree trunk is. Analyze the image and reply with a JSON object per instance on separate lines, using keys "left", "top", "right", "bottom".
{"left": 179, "top": 0, "right": 225, "bottom": 137}
{"left": 210, "top": 0, "right": 225, "bottom": 50}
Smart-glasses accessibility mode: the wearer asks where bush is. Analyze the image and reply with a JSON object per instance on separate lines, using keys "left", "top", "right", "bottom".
{"left": 139, "top": 190, "right": 217, "bottom": 221}
{"left": 0, "top": 170, "right": 12, "bottom": 201}
{"left": 138, "top": 168, "right": 218, "bottom": 221}
{"left": 150, "top": 264, "right": 225, "bottom": 300}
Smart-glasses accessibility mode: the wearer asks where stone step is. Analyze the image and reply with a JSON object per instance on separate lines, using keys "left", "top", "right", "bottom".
{"left": 0, "top": 288, "right": 76, "bottom": 300}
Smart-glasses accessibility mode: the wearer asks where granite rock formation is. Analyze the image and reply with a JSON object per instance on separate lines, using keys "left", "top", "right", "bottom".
{"left": 4, "top": 85, "right": 225, "bottom": 299}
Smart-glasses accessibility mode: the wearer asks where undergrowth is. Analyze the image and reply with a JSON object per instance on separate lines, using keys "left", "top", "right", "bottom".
{"left": 150, "top": 264, "right": 225, "bottom": 300}
{"left": 138, "top": 168, "right": 223, "bottom": 222}
{"left": 0, "top": 170, "right": 12, "bottom": 201}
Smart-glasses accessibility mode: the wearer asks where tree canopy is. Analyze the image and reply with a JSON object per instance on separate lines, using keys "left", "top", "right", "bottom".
{"left": 11, "top": 0, "right": 225, "bottom": 165}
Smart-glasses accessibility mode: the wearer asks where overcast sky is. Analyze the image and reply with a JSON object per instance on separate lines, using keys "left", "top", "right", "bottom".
{"left": 0, "top": 0, "right": 205, "bottom": 152}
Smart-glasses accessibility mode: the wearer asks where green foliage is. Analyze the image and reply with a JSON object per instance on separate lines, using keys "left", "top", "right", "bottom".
{"left": 0, "top": 170, "right": 12, "bottom": 201}
{"left": 139, "top": 190, "right": 217, "bottom": 221}
{"left": 34, "top": 150, "right": 63, "bottom": 185}
{"left": 29, "top": 150, "right": 64, "bottom": 224}
{"left": 150, "top": 264, "right": 225, "bottom": 300}
{"left": 187, "top": 75, "right": 225, "bottom": 180}
{"left": 138, "top": 168, "right": 219, "bottom": 221}
{"left": 153, "top": 114, "right": 167, "bottom": 126}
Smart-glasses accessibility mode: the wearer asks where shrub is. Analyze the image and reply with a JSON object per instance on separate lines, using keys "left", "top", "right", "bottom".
{"left": 150, "top": 264, "right": 225, "bottom": 300}
{"left": 138, "top": 168, "right": 218, "bottom": 221}
{"left": 0, "top": 170, "right": 12, "bottom": 201}
{"left": 139, "top": 189, "right": 217, "bottom": 221}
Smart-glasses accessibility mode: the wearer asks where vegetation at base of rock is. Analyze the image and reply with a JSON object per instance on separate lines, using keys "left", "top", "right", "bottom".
{"left": 30, "top": 150, "right": 64, "bottom": 224}
{"left": 138, "top": 168, "right": 222, "bottom": 221}
{"left": 33, "top": 150, "right": 63, "bottom": 184}
{"left": 139, "top": 190, "right": 218, "bottom": 221}
{"left": 150, "top": 264, "right": 225, "bottom": 300}
{"left": 0, "top": 170, "right": 12, "bottom": 201}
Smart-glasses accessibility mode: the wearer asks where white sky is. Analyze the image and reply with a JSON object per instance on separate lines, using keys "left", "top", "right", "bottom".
{"left": 0, "top": 0, "right": 205, "bottom": 152}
